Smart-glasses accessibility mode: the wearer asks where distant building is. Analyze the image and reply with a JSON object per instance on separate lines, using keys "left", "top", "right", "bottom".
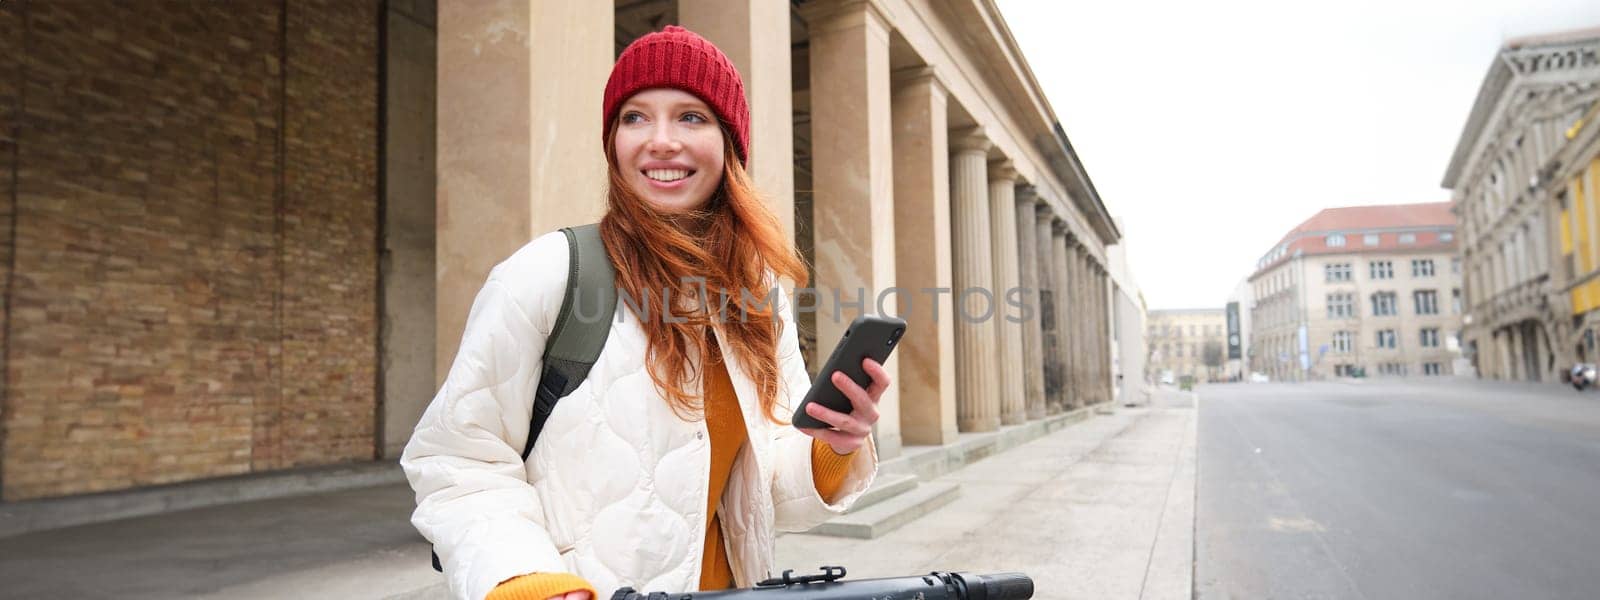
{"left": 1146, "top": 309, "right": 1227, "bottom": 382}
{"left": 1248, "top": 203, "right": 1465, "bottom": 381}
{"left": 1443, "top": 27, "right": 1600, "bottom": 382}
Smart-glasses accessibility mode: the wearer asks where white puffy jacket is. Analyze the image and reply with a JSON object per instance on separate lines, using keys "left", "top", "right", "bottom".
{"left": 402, "top": 231, "right": 879, "bottom": 600}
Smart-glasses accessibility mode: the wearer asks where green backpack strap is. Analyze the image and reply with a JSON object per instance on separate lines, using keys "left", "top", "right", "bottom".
{"left": 433, "top": 224, "right": 616, "bottom": 574}
{"left": 522, "top": 223, "right": 617, "bottom": 460}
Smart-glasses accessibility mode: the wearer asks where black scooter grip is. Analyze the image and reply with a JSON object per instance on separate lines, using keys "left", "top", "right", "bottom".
{"left": 955, "top": 572, "right": 1034, "bottom": 600}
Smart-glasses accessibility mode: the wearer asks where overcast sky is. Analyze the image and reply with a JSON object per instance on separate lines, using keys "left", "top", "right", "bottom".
{"left": 996, "top": 0, "right": 1600, "bottom": 310}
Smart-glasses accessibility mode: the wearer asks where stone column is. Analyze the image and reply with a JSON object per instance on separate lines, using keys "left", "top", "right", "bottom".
{"left": 1070, "top": 242, "right": 1089, "bottom": 408}
{"left": 1094, "top": 262, "right": 1107, "bottom": 404}
{"left": 437, "top": 0, "right": 611, "bottom": 381}
{"left": 1036, "top": 206, "right": 1063, "bottom": 414}
{"left": 679, "top": 0, "right": 795, "bottom": 241}
{"left": 1050, "top": 224, "right": 1072, "bottom": 414}
{"left": 988, "top": 163, "right": 1027, "bottom": 425}
{"left": 1097, "top": 265, "right": 1111, "bottom": 402}
{"left": 1062, "top": 233, "right": 1088, "bottom": 409}
{"left": 951, "top": 127, "right": 1000, "bottom": 432}
{"left": 1088, "top": 262, "right": 1100, "bottom": 404}
{"left": 804, "top": 0, "right": 901, "bottom": 457}
{"left": 890, "top": 67, "right": 957, "bottom": 446}
{"left": 1016, "top": 188, "right": 1047, "bottom": 420}
{"left": 1081, "top": 259, "right": 1094, "bottom": 401}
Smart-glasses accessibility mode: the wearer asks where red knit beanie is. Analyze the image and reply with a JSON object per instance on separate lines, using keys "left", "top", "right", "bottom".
{"left": 603, "top": 25, "right": 750, "bottom": 165}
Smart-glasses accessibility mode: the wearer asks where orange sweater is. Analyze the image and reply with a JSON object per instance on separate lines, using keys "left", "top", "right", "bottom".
{"left": 488, "top": 336, "right": 856, "bottom": 600}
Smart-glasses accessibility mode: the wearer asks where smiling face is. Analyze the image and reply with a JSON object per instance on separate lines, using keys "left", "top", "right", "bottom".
{"left": 611, "top": 88, "right": 727, "bottom": 214}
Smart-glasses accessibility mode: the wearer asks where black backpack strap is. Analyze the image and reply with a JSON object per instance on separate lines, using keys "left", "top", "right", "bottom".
{"left": 433, "top": 224, "right": 617, "bottom": 574}
{"left": 522, "top": 223, "right": 617, "bottom": 459}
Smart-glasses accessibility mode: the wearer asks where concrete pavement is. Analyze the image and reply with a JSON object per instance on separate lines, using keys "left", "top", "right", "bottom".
{"left": 775, "top": 392, "right": 1196, "bottom": 600}
{"left": 0, "top": 397, "right": 1197, "bottom": 600}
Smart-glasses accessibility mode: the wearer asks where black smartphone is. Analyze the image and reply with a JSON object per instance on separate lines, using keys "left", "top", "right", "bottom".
{"left": 792, "top": 314, "right": 907, "bottom": 429}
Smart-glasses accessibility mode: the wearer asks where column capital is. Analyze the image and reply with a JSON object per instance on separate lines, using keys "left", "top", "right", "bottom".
{"left": 891, "top": 65, "right": 946, "bottom": 94}
{"left": 1035, "top": 203, "right": 1055, "bottom": 222}
{"left": 1052, "top": 220, "right": 1070, "bottom": 237}
{"left": 988, "top": 159, "right": 1018, "bottom": 183}
{"left": 950, "top": 126, "right": 992, "bottom": 155}
{"left": 1015, "top": 184, "right": 1038, "bottom": 205}
{"left": 800, "top": 0, "right": 892, "bottom": 37}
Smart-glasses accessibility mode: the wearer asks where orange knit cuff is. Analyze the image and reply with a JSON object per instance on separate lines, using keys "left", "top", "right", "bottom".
{"left": 811, "top": 438, "right": 858, "bottom": 503}
{"left": 486, "top": 572, "right": 598, "bottom": 600}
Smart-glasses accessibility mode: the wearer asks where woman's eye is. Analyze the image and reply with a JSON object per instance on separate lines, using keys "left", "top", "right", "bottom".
{"left": 621, "top": 112, "right": 644, "bottom": 124}
{"left": 682, "top": 112, "right": 708, "bottom": 124}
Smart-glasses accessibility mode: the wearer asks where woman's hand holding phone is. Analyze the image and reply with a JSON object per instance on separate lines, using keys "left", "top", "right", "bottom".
{"left": 797, "top": 358, "right": 892, "bottom": 455}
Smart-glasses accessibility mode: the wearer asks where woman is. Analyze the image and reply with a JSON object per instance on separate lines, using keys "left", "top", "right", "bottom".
{"left": 402, "top": 26, "right": 887, "bottom": 600}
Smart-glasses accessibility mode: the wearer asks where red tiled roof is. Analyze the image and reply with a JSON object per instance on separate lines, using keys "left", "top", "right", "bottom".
{"left": 1279, "top": 202, "right": 1455, "bottom": 242}
{"left": 1252, "top": 202, "right": 1457, "bottom": 278}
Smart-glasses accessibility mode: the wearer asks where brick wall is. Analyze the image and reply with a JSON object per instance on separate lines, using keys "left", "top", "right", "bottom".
{"left": 0, "top": 0, "right": 379, "bottom": 501}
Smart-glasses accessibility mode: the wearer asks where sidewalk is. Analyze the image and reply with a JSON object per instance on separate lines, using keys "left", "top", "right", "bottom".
{"left": 777, "top": 391, "right": 1196, "bottom": 600}
{"left": 0, "top": 394, "right": 1196, "bottom": 600}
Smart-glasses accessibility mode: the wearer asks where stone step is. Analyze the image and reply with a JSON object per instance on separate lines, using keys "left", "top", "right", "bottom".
{"left": 846, "top": 472, "right": 920, "bottom": 514}
{"left": 806, "top": 481, "right": 960, "bottom": 539}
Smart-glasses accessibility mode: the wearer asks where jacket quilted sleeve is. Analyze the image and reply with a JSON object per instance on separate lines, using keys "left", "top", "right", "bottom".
{"left": 401, "top": 232, "right": 569, "bottom": 600}
{"left": 766, "top": 285, "right": 879, "bottom": 531}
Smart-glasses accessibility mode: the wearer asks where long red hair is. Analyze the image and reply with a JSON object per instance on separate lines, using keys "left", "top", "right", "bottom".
{"left": 599, "top": 125, "right": 808, "bottom": 424}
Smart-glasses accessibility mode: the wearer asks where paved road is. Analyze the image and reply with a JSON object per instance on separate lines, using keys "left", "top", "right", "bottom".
{"left": 1196, "top": 379, "right": 1600, "bottom": 600}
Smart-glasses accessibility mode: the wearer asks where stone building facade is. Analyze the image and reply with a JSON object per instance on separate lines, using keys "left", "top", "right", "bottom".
{"left": 1247, "top": 204, "right": 1464, "bottom": 382}
{"left": 1146, "top": 309, "right": 1225, "bottom": 382}
{"left": 0, "top": 0, "right": 1121, "bottom": 503}
{"left": 1444, "top": 27, "right": 1600, "bottom": 382}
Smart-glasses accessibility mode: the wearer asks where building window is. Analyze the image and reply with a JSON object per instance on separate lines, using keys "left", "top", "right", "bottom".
{"left": 1327, "top": 293, "right": 1356, "bottom": 318}
{"left": 1441, "top": 232, "right": 1455, "bottom": 242}
{"left": 1370, "top": 261, "right": 1394, "bottom": 279}
{"left": 1379, "top": 362, "right": 1406, "bottom": 376}
{"left": 1452, "top": 288, "right": 1462, "bottom": 314}
{"left": 1415, "top": 290, "right": 1439, "bottom": 315}
{"left": 1364, "top": 233, "right": 1380, "bottom": 246}
{"left": 1175, "top": 344, "right": 1183, "bottom": 357}
{"left": 1451, "top": 257, "right": 1461, "bottom": 273}
{"left": 1377, "top": 329, "right": 1398, "bottom": 349}
{"left": 1335, "top": 364, "right": 1358, "bottom": 377}
{"left": 1399, "top": 232, "right": 1417, "bottom": 244}
{"left": 1326, "top": 234, "right": 1346, "bottom": 247}
{"left": 1325, "top": 262, "right": 1352, "bottom": 282}
{"left": 1423, "top": 362, "right": 1444, "bottom": 375}
{"left": 1420, "top": 327, "right": 1440, "bottom": 348}
{"left": 1332, "top": 331, "right": 1354, "bottom": 354}
{"left": 1411, "top": 259, "right": 1435, "bottom": 277}
{"left": 1371, "top": 291, "right": 1398, "bottom": 316}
